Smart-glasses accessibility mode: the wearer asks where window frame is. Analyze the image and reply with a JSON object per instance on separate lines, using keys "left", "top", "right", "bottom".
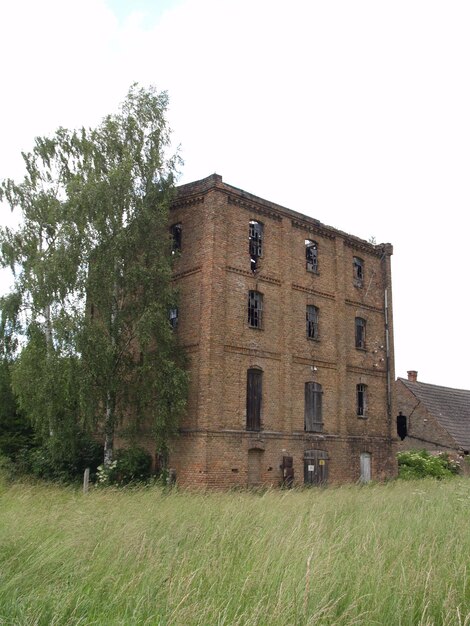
{"left": 353, "top": 256, "right": 364, "bottom": 287}
{"left": 356, "top": 383, "right": 367, "bottom": 417}
{"left": 306, "top": 305, "right": 319, "bottom": 340}
{"left": 355, "top": 317, "right": 366, "bottom": 350}
{"left": 249, "top": 220, "right": 263, "bottom": 272}
{"left": 170, "top": 222, "right": 182, "bottom": 254}
{"left": 248, "top": 290, "right": 263, "bottom": 329}
{"left": 305, "top": 239, "right": 319, "bottom": 273}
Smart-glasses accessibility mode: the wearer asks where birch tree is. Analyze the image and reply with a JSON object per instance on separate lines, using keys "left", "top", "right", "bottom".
{"left": 0, "top": 84, "right": 188, "bottom": 469}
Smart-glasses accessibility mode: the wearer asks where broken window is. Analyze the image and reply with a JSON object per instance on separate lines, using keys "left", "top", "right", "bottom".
{"left": 170, "top": 223, "right": 182, "bottom": 254}
{"left": 169, "top": 308, "right": 178, "bottom": 329}
{"left": 249, "top": 220, "right": 263, "bottom": 272}
{"left": 306, "top": 305, "right": 319, "bottom": 340}
{"left": 355, "top": 317, "right": 366, "bottom": 349}
{"left": 397, "top": 412, "right": 407, "bottom": 440}
{"left": 305, "top": 240, "right": 318, "bottom": 272}
{"left": 246, "top": 369, "right": 262, "bottom": 431}
{"left": 353, "top": 257, "right": 364, "bottom": 286}
{"left": 305, "top": 382, "right": 323, "bottom": 432}
{"left": 248, "top": 291, "right": 263, "bottom": 328}
{"left": 356, "top": 384, "right": 367, "bottom": 416}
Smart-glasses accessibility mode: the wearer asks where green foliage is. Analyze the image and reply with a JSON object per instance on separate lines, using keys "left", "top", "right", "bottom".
{"left": 0, "top": 83, "right": 188, "bottom": 469}
{"left": 97, "top": 446, "right": 152, "bottom": 485}
{"left": 0, "top": 360, "right": 33, "bottom": 460}
{"left": 1, "top": 480, "right": 470, "bottom": 624}
{"left": 397, "top": 449, "right": 460, "bottom": 480}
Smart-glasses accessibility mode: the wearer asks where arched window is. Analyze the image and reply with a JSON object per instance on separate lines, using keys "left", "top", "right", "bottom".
{"left": 305, "top": 382, "right": 323, "bottom": 432}
{"left": 305, "top": 240, "right": 318, "bottom": 272}
{"left": 306, "top": 305, "right": 319, "bottom": 340}
{"left": 246, "top": 369, "right": 262, "bottom": 431}
{"left": 355, "top": 317, "right": 366, "bottom": 349}
{"left": 357, "top": 383, "right": 367, "bottom": 417}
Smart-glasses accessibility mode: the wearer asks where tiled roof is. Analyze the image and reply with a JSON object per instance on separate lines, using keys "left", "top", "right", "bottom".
{"left": 398, "top": 378, "right": 470, "bottom": 451}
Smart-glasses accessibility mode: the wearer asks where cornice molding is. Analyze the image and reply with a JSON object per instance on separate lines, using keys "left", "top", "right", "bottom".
{"left": 171, "top": 195, "right": 205, "bottom": 210}
{"left": 227, "top": 194, "right": 283, "bottom": 222}
{"left": 291, "top": 218, "right": 336, "bottom": 240}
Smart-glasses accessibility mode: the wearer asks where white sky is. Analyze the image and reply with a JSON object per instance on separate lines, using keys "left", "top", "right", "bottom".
{"left": 1, "top": 0, "right": 469, "bottom": 389}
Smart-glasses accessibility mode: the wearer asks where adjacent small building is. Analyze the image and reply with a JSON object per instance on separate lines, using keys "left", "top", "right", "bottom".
{"left": 396, "top": 370, "right": 470, "bottom": 465}
{"left": 160, "top": 174, "right": 398, "bottom": 487}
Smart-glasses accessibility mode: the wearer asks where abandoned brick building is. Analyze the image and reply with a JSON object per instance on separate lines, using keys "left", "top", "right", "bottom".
{"left": 396, "top": 371, "right": 470, "bottom": 468}
{"left": 163, "top": 174, "right": 397, "bottom": 487}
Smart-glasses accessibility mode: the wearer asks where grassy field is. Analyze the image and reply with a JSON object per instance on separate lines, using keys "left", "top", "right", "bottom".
{"left": 1, "top": 477, "right": 470, "bottom": 625}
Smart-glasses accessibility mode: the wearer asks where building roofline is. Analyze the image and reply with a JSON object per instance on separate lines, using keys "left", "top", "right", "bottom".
{"left": 174, "top": 173, "right": 393, "bottom": 256}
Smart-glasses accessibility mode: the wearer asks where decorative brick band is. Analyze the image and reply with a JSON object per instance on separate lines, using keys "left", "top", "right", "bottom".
{"left": 292, "top": 356, "right": 337, "bottom": 369}
{"left": 226, "top": 266, "right": 281, "bottom": 285}
{"left": 172, "top": 266, "right": 202, "bottom": 281}
{"left": 224, "top": 344, "right": 282, "bottom": 361}
{"left": 345, "top": 299, "right": 383, "bottom": 313}
{"left": 171, "top": 195, "right": 205, "bottom": 210}
{"left": 292, "top": 283, "right": 335, "bottom": 300}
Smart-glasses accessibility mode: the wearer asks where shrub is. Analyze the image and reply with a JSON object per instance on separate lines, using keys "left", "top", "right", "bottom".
{"left": 97, "top": 446, "right": 152, "bottom": 486}
{"left": 397, "top": 449, "right": 459, "bottom": 480}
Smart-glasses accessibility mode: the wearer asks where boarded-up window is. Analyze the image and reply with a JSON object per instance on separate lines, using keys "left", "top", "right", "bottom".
{"left": 170, "top": 223, "right": 182, "bottom": 254}
{"left": 247, "top": 369, "right": 262, "bottom": 431}
{"left": 305, "top": 240, "right": 318, "bottom": 272}
{"left": 353, "top": 256, "right": 364, "bottom": 286}
{"left": 248, "top": 291, "right": 263, "bottom": 328}
{"left": 305, "top": 382, "right": 323, "bottom": 432}
{"left": 360, "top": 452, "right": 371, "bottom": 483}
{"left": 355, "top": 317, "right": 366, "bottom": 349}
{"left": 357, "top": 383, "right": 367, "bottom": 416}
{"left": 249, "top": 220, "right": 263, "bottom": 271}
{"left": 306, "top": 305, "right": 319, "bottom": 340}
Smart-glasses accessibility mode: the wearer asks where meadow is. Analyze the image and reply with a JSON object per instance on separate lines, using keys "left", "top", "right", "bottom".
{"left": 1, "top": 477, "right": 470, "bottom": 625}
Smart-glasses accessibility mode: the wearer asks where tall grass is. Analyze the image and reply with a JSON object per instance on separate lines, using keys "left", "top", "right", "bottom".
{"left": 1, "top": 477, "right": 470, "bottom": 625}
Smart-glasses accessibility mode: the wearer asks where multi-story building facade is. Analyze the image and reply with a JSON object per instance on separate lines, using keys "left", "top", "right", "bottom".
{"left": 165, "top": 174, "right": 397, "bottom": 487}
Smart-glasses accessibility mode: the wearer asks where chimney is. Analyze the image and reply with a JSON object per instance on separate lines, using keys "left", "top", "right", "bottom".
{"left": 407, "top": 370, "right": 418, "bottom": 382}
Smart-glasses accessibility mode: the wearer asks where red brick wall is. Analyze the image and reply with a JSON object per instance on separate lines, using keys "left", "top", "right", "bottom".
{"left": 149, "top": 175, "right": 397, "bottom": 487}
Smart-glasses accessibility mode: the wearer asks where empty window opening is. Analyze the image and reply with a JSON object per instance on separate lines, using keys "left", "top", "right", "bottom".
{"left": 169, "top": 308, "right": 178, "bottom": 329}
{"left": 306, "top": 305, "right": 319, "bottom": 340}
{"left": 355, "top": 317, "right": 366, "bottom": 349}
{"left": 170, "top": 223, "right": 182, "bottom": 254}
{"left": 357, "top": 383, "right": 367, "bottom": 417}
{"left": 397, "top": 412, "right": 407, "bottom": 440}
{"left": 305, "top": 240, "right": 318, "bottom": 272}
{"left": 249, "top": 220, "right": 263, "bottom": 272}
{"left": 360, "top": 452, "right": 371, "bottom": 483}
{"left": 246, "top": 369, "right": 262, "bottom": 431}
{"left": 305, "top": 382, "right": 323, "bottom": 432}
{"left": 353, "top": 257, "right": 364, "bottom": 286}
{"left": 248, "top": 291, "right": 263, "bottom": 328}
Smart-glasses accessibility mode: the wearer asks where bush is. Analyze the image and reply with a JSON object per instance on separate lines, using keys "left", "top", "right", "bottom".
{"left": 15, "top": 433, "right": 102, "bottom": 483}
{"left": 397, "top": 449, "right": 459, "bottom": 480}
{"left": 97, "top": 446, "right": 152, "bottom": 486}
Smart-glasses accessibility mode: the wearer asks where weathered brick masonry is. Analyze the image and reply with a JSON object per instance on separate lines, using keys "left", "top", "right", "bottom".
{"left": 165, "top": 174, "right": 397, "bottom": 487}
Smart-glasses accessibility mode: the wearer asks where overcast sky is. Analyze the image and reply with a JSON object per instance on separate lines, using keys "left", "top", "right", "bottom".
{"left": 1, "top": 0, "right": 469, "bottom": 389}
